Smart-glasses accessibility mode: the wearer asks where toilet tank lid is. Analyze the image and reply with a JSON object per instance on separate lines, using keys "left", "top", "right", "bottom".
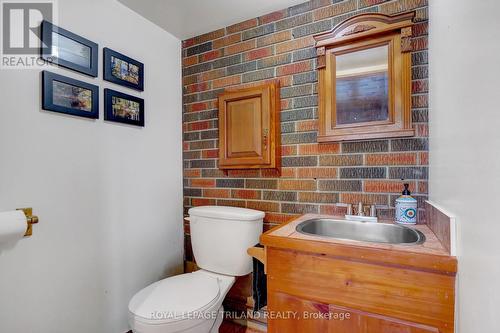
{"left": 189, "top": 206, "right": 265, "bottom": 221}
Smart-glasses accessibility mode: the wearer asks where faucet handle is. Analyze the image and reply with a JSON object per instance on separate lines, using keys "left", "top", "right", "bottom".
{"left": 346, "top": 203, "right": 353, "bottom": 215}
{"left": 357, "top": 202, "right": 364, "bottom": 216}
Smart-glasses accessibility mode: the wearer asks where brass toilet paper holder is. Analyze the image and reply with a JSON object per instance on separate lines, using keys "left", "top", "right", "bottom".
{"left": 16, "top": 208, "right": 39, "bottom": 237}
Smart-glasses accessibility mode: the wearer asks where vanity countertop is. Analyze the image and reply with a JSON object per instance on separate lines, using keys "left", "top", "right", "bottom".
{"left": 260, "top": 214, "right": 457, "bottom": 274}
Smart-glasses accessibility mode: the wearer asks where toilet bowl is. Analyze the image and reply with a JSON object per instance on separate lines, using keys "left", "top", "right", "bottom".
{"left": 128, "top": 206, "right": 264, "bottom": 333}
{"left": 129, "top": 270, "right": 234, "bottom": 333}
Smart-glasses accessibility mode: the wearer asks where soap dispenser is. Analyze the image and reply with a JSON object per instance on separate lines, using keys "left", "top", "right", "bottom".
{"left": 395, "top": 183, "right": 417, "bottom": 224}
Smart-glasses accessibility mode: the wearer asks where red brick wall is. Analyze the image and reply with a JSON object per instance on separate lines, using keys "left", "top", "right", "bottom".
{"left": 182, "top": 0, "right": 429, "bottom": 250}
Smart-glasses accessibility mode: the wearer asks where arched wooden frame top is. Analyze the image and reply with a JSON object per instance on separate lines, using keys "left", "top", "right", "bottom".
{"left": 314, "top": 12, "right": 415, "bottom": 142}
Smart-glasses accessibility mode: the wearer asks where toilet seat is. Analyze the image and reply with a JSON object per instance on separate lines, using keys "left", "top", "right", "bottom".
{"left": 129, "top": 272, "right": 221, "bottom": 325}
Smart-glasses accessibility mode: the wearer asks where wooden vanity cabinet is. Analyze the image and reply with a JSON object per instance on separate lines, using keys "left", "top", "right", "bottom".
{"left": 218, "top": 82, "right": 280, "bottom": 170}
{"left": 265, "top": 247, "right": 455, "bottom": 333}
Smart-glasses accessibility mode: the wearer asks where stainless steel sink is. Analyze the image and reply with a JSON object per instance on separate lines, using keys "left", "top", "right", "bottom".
{"left": 296, "top": 218, "right": 425, "bottom": 245}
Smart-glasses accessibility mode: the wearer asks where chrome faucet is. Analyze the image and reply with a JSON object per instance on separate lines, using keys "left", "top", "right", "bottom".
{"left": 345, "top": 202, "right": 378, "bottom": 222}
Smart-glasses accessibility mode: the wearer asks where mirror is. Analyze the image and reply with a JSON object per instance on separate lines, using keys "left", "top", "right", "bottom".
{"left": 335, "top": 45, "right": 389, "bottom": 125}
{"left": 314, "top": 12, "right": 414, "bottom": 142}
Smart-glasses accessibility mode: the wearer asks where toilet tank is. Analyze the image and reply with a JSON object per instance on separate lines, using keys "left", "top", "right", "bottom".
{"left": 188, "top": 206, "right": 264, "bottom": 276}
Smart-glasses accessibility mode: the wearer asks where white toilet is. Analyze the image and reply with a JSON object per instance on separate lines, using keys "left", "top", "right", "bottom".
{"left": 128, "top": 206, "right": 264, "bottom": 333}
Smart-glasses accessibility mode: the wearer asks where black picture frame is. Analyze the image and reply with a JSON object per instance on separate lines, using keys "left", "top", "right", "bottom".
{"left": 42, "top": 71, "right": 99, "bottom": 119}
{"left": 41, "top": 21, "right": 98, "bottom": 77}
{"left": 103, "top": 48, "right": 144, "bottom": 91}
{"left": 104, "top": 89, "right": 144, "bottom": 127}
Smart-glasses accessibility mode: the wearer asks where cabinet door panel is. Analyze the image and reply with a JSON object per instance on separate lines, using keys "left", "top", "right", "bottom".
{"left": 218, "top": 82, "right": 280, "bottom": 169}
{"left": 328, "top": 305, "right": 440, "bottom": 333}
{"left": 268, "top": 291, "right": 329, "bottom": 333}
{"left": 226, "top": 97, "right": 263, "bottom": 159}
{"left": 268, "top": 292, "right": 440, "bottom": 333}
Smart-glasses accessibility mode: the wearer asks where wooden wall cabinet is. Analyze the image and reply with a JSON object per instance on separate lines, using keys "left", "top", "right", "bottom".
{"left": 218, "top": 82, "right": 280, "bottom": 170}
{"left": 314, "top": 12, "right": 415, "bottom": 142}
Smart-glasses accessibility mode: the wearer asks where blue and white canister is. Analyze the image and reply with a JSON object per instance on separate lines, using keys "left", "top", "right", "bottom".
{"left": 395, "top": 183, "right": 417, "bottom": 224}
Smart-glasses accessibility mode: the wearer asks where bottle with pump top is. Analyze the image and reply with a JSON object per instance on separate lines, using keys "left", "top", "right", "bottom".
{"left": 395, "top": 183, "right": 417, "bottom": 224}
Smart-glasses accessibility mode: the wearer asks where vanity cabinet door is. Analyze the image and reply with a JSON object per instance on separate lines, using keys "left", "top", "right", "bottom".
{"left": 268, "top": 292, "right": 440, "bottom": 333}
{"left": 267, "top": 291, "right": 330, "bottom": 333}
{"left": 328, "top": 305, "right": 440, "bottom": 333}
{"left": 218, "top": 82, "right": 280, "bottom": 170}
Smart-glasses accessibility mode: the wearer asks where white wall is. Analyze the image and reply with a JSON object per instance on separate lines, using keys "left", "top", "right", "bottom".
{"left": 0, "top": 1, "right": 184, "bottom": 332}
{"left": 429, "top": 1, "right": 500, "bottom": 331}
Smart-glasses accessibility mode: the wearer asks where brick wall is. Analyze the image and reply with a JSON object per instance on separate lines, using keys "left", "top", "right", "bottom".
{"left": 182, "top": 0, "right": 429, "bottom": 249}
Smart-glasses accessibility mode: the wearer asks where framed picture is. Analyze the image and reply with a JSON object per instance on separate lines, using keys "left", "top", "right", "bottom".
{"left": 103, "top": 48, "right": 144, "bottom": 91}
{"left": 41, "top": 21, "right": 98, "bottom": 77}
{"left": 42, "top": 71, "right": 99, "bottom": 119}
{"left": 104, "top": 89, "right": 144, "bottom": 126}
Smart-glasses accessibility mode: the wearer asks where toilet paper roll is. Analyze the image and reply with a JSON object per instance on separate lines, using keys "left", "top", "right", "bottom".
{"left": 0, "top": 210, "right": 27, "bottom": 244}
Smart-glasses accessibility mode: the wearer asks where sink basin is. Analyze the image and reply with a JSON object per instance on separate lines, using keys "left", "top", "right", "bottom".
{"left": 296, "top": 218, "right": 425, "bottom": 245}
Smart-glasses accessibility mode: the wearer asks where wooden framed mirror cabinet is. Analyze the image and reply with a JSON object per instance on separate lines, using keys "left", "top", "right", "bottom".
{"left": 314, "top": 12, "right": 415, "bottom": 142}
